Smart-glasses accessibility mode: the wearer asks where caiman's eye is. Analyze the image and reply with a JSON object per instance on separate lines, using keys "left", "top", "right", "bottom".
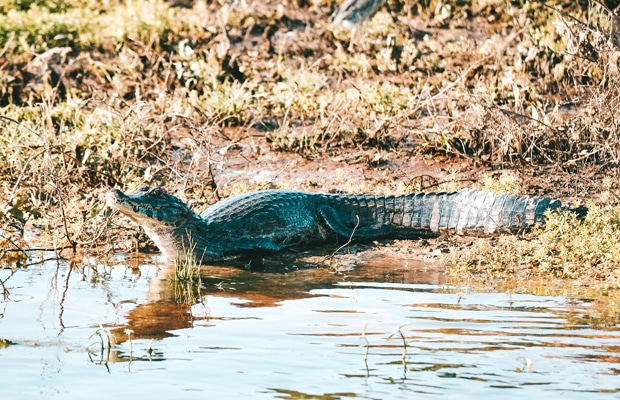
{"left": 137, "top": 185, "right": 151, "bottom": 193}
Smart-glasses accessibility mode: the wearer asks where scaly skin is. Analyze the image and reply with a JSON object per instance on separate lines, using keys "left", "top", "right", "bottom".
{"left": 106, "top": 186, "right": 586, "bottom": 264}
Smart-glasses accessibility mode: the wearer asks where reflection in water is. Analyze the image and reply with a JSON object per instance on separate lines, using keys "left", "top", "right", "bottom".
{"left": 0, "top": 251, "right": 619, "bottom": 398}
{"left": 109, "top": 254, "right": 444, "bottom": 342}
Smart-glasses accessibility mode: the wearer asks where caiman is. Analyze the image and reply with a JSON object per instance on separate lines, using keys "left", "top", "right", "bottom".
{"left": 106, "top": 186, "right": 587, "bottom": 264}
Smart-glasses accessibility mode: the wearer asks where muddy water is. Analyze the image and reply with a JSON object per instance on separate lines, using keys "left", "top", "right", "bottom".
{"left": 1, "top": 252, "right": 619, "bottom": 399}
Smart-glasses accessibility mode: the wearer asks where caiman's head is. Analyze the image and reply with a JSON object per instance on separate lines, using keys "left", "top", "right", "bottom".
{"left": 106, "top": 186, "right": 196, "bottom": 228}
{"left": 106, "top": 186, "right": 200, "bottom": 261}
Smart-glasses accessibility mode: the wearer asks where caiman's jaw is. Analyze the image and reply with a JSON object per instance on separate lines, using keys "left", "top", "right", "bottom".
{"left": 106, "top": 186, "right": 196, "bottom": 230}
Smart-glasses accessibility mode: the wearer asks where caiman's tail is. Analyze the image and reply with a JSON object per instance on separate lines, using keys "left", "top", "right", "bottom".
{"left": 419, "top": 188, "right": 586, "bottom": 235}
{"left": 320, "top": 188, "right": 587, "bottom": 239}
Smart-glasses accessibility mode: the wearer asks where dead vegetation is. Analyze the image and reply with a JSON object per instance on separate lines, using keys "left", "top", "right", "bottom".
{"left": 0, "top": 0, "right": 620, "bottom": 287}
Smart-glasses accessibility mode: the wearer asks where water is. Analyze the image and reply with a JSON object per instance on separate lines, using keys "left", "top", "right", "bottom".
{"left": 1, "top": 253, "right": 619, "bottom": 399}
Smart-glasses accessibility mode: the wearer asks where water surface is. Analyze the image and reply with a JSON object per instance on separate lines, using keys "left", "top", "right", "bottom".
{"left": 1, "top": 252, "right": 619, "bottom": 399}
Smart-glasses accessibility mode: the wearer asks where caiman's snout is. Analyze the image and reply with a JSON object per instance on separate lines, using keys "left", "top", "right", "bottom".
{"left": 105, "top": 187, "right": 193, "bottom": 227}
{"left": 105, "top": 188, "right": 124, "bottom": 209}
{"left": 106, "top": 189, "right": 137, "bottom": 216}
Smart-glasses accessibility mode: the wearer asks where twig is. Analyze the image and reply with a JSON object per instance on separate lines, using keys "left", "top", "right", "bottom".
{"left": 323, "top": 215, "right": 360, "bottom": 266}
{"left": 387, "top": 322, "right": 410, "bottom": 366}
{"left": 53, "top": 181, "right": 77, "bottom": 252}
{"left": 0, "top": 268, "right": 18, "bottom": 300}
{"left": 0, "top": 115, "right": 43, "bottom": 138}
{"left": 360, "top": 322, "right": 370, "bottom": 362}
{"left": 360, "top": 322, "right": 370, "bottom": 376}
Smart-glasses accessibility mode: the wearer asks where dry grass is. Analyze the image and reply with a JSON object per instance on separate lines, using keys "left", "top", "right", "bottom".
{"left": 0, "top": 0, "right": 619, "bottom": 289}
